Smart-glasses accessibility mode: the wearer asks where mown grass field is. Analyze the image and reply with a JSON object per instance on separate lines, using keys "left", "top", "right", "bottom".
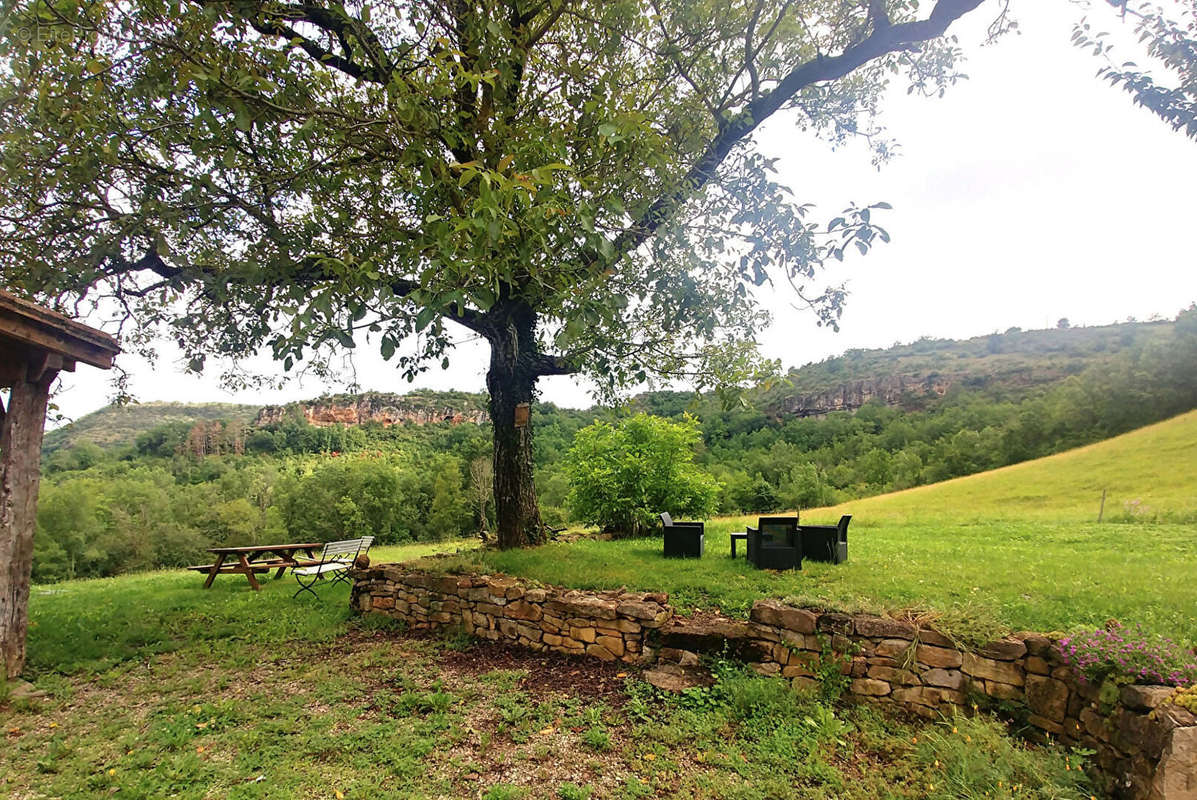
{"left": 450, "top": 412, "right": 1197, "bottom": 645}
{"left": 5, "top": 542, "right": 1093, "bottom": 800}
{"left": 814, "top": 409, "right": 1197, "bottom": 524}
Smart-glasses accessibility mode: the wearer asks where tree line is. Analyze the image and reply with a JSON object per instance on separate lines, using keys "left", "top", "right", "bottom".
{"left": 32, "top": 309, "right": 1197, "bottom": 581}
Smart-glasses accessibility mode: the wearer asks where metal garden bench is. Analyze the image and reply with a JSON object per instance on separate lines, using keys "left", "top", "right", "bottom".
{"left": 292, "top": 536, "right": 374, "bottom": 599}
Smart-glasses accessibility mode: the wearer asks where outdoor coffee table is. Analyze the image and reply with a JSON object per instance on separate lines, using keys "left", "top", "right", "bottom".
{"left": 729, "top": 531, "right": 748, "bottom": 558}
{"left": 190, "top": 543, "right": 324, "bottom": 591}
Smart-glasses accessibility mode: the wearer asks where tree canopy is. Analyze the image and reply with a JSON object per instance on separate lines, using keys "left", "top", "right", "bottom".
{"left": 1, "top": 0, "right": 1194, "bottom": 547}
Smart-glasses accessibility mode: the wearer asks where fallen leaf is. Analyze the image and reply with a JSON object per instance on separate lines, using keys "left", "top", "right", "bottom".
{"left": 539, "top": 727, "right": 554, "bottom": 735}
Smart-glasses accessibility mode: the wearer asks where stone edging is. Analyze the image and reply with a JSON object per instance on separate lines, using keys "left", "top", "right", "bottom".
{"left": 350, "top": 566, "right": 1195, "bottom": 800}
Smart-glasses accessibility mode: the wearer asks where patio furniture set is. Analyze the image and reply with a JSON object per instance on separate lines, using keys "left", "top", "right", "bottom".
{"left": 660, "top": 512, "right": 851, "bottom": 570}
{"left": 189, "top": 536, "right": 374, "bottom": 596}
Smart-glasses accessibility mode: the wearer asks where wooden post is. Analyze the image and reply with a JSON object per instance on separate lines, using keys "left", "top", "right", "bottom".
{"left": 1098, "top": 488, "right": 1107, "bottom": 523}
{"left": 0, "top": 362, "right": 57, "bottom": 681}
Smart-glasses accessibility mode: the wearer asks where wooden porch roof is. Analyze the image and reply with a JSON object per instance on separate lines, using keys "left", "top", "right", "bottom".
{"left": 0, "top": 290, "right": 120, "bottom": 385}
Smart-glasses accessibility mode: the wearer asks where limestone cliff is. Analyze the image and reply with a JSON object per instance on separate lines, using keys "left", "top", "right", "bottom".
{"left": 255, "top": 391, "right": 489, "bottom": 428}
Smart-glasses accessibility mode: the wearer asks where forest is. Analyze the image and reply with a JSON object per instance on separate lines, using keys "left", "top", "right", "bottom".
{"left": 31, "top": 310, "right": 1197, "bottom": 582}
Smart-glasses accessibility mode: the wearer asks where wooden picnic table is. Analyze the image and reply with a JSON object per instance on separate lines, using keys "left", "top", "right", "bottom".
{"left": 189, "top": 543, "right": 324, "bottom": 591}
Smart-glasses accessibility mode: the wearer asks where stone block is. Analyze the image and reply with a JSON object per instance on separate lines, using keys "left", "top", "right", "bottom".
{"left": 749, "top": 623, "right": 781, "bottom": 642}
{"left": 1119, "top": 684, "right": 1176, "bottom": 712}
{"left": 751, "top": 600, "right": 818, "bottom": 634}
{"left": 963, "top": 653, "right": 1024, "bottom": 686}
{"left": 515, "top": 622, "right": 543, "bottom": 642}
{"left": 639, "top": 610, "right": 673, "bottom": 629}
{"left": 1024, "top": 656, "right": 1050, "bottom": 675}
{"left": 1016, "top": 633, "right": 1052, "bottom": 657}
{"left": 855, "top": 616, "right": 917, "bottom": 640}
{"left": 752, "top": 662, "right": 781, "bottom": 676}
{"left": 542, "top": 633, "right": 564, "bottom": 647}
{"left": 1152, "top": 725, "right": 1197, "bottom": 800}
{"left": 917, "top": 645, "right": 963, "bottom": 669}
{"left": 505, "top": 600, "right": 543, "bottom": 621}
{"left": 984, "top": 680, "right": 1024, "bottom": 702}
{"left": 818, "top": 613, "right": 853, "bottom": 635}
{"left": 1080, "top": 708, "right": 1108, "bottom": 742}
{"left": 893, "top": 686, "right": 965, "bottom": 707}
{"left": 780, "top": 630, "right": 819, "bottom": 651}
{"left": 1025, "top": 675, "right": 1069, "bottom": 723}
{"left": 922, "top": 669, "right": 965, "bottom": 690}
{"left": 851, "top": 678, "right": 892, "bottom": 697}
{"left": 372, "top": 596, "right": 395, "bottom": 610}
{"left": 616, "top": 600, "right": 667, "bottom": 621}
{"left": 875, "top": 639, "right": 916, "bottom": 660}
{"left": 916, "top": 628, "right": 957, "bottom": 648}
{"left": 596, "top": 635, "right": 624, "bottom": 657}
{"left": 782, "top": 664, "right": 815, "bottom": 679}
{"left": 586, "top": 643, "right": 617, "bottom": 662}
{"left": 571, "top": 626, "right": 597, "bottom": 643}
{"left": 868, "top": 665, "right": 921, "bottom": 686}
{"left": 977, "top": 638, "right": 1027, "bottom": 661}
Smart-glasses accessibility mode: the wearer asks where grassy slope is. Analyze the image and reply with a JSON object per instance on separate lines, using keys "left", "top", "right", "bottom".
{"left": 807, "top": 409, "right": 1197, "bottom": 524}
{"left": 468, "top": 413, "right": 1197, "bottom": 644}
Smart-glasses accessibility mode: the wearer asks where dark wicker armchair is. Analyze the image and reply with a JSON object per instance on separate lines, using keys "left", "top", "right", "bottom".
{"left": 660, "top": 512, "right": 705, "bottom": 558}
{"left": 746, "top": 516, "right": 802, "bottom": 570}
{"left": 798, "top": 515, "right": 851, "bottom": 564}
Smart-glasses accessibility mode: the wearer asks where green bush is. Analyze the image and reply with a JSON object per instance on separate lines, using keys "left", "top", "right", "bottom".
{"left": 565, "top": 413, "right": 717, "bottom": 536}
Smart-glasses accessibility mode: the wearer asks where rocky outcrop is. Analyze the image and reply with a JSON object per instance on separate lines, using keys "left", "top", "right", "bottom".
{"left": 255, "top": 392, "right": 488, "bottom": 428}
{"left": 774, "top": 374, "right": 955, "bottom": 418}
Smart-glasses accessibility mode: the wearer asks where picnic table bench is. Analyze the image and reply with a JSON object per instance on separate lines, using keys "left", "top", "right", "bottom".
{"left": 189, "top": 543, "right": 324, "bottom": 591}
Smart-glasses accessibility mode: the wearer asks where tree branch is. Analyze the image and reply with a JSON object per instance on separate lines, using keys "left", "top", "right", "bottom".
{"left": 595, "top": 0, "right": 984, "bottom": 271}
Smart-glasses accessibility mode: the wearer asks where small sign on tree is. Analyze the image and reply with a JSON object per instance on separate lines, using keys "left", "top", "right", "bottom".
{"left": 514, "top": 403, "right": 530, "bottom": 428}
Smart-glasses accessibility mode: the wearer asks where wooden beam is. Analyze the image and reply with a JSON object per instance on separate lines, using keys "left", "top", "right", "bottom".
{"left": 0, "top": 367, "right": 56, "bottom": 681}
{"left": 0, "top": 290, "right": 119, "bottom": 369}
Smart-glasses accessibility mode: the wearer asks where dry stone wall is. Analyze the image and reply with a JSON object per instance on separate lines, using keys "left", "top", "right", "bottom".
{"left": 351, "top": 568, "right": 1195, "bottom": 800}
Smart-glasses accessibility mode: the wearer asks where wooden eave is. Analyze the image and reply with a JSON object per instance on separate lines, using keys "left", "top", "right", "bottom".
{"left": 0, "top": 290, "right": 120, "bottom": 379}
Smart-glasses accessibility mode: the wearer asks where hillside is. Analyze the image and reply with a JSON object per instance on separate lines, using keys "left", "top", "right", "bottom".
{"left": 45, "top": 318, "right": 1181, "bottom": 453}
{"left": 43, "top": 401, "right": 258, "bottom": 453}
{"left": 758, "top": 319, "right": 1174, "bottom": 417}
{"left": 808, "top": 409, "right": 1197, "bottom": 524}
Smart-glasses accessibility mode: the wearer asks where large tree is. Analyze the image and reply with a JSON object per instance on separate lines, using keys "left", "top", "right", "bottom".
{"left": 0, "top": 0, "right": 1193, "bottom": 548}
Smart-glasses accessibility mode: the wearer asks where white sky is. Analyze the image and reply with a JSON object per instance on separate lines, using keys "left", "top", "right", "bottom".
{"left": 48, "top": 1, "right": 1197, "bottom": 425}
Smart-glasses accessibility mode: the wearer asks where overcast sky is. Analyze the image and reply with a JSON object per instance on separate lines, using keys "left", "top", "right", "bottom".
{"left": 47, "top": 1, "right": 1197, "bottom": 425}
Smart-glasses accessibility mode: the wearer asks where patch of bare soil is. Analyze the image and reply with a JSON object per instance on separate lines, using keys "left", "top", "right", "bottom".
{"left": 438, "top": 641, "right": 640, "bottom": 705}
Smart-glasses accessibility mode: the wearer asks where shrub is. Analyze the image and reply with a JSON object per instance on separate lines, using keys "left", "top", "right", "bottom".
{"left": 1057, "top": 622, "right": 1197, "bottom": 687}
{"left": 565, "top": 413, "right": 717, "bottom": 537}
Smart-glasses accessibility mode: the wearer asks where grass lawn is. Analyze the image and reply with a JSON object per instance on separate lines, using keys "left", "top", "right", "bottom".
{"left": 435, "top": 518, "right": 1196, "bottom": 646}
{"left": 433, "top": 414, "right": 1197, "bottom": 646}
{"left": 5, "top": 542, "right": 1094, "bottom": 800}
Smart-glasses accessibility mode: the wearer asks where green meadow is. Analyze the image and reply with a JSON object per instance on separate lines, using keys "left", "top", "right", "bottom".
{"left": 449, "top": 412, "right": 1197, "bottom": 644}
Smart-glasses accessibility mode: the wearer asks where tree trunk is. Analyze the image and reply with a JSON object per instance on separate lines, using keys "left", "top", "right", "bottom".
{"left": 0, "top": 361, "right": 56, "bottom": 681}
{"left": 485, "top": 302, "right": 546, "bottom": 550}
